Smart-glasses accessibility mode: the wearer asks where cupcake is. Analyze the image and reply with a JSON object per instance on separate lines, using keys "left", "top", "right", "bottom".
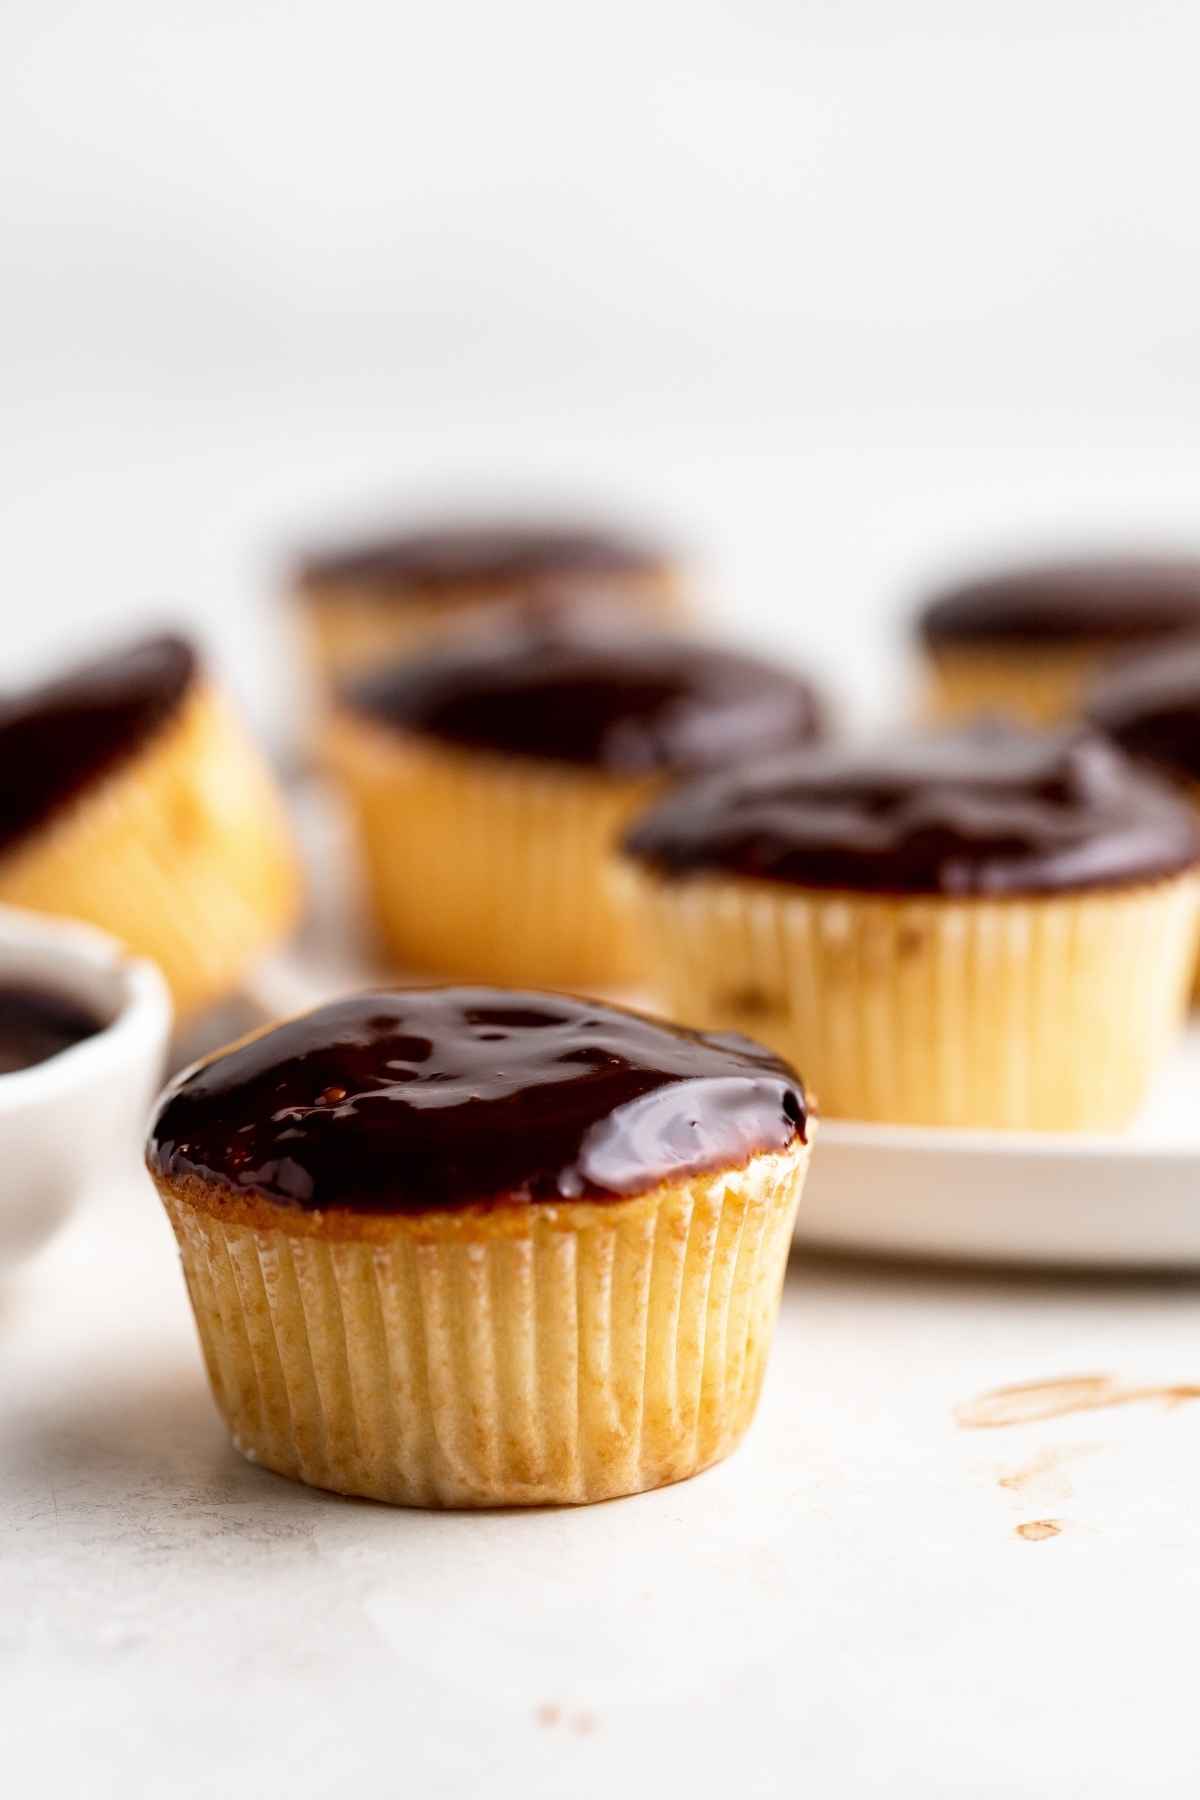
{"left": 291, "top": 516, "right": 687, "bottom": 698}
{"left": 326, "top": 612, "right": 825, "bottom": 988}
{"left": 0, "top": 633, "right": 300, "bottom": 1020}
{"left": 1086, "top": 635, "right": 1200, "bottom": 795}
{"left": 917, "top": 556, "right": 1200, "bottom": 725}
{"left": 1086, "top": 637, "right": 1200, "bottom": 999}
{"left": 146, "top": 986, "right": 812, "bottom": 1507}
{"left": 621, "top": 722, "right": 1200, "bottom": 1131}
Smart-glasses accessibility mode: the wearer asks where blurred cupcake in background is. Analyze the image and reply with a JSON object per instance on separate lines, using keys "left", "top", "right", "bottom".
{"left": 326, "top": 608, "right": 826, "bottom": 989}
{"left": 0, "top": 633, "right": 300, "bottom": 1021}
{"left": 290, "top": 514, "right": 689, "bottom": 701}
{"left": 1087, "top": 635, "right": 1200, "bottom": 998}
{"left": 1087, "top": 634, "right": 1200, "bottom": 797}
{"left": 917, "top": 555, "right": 1200, "bottom": 725}
{"left": 620, "top": 721, "right": 1200, "bottom": 1131}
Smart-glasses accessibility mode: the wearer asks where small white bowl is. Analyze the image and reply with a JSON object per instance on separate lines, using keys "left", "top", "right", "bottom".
{"left": 0, "top": 906, "right": 171, "bottom": 1270}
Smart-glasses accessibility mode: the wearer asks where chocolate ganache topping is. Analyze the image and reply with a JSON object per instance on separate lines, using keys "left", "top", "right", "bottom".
{"left": 919, "top": 556, "right": 1200, "bottom": 648}
{"left": 1086, "top": 637, "right": 1200, "bottom": 784}
{"left": 296, "top": 520, "right": 666, "bottom": 601}
{"left": 622, "top": 722, "right": 1200, "bottom": 897}
{"left": 147, "top": 988, "right": 807, "bottom": 1214}
{"left": 342, "top": 615, "right": 823, "bottom": 775}
{"left": 0, "top": 634, "right": 196, "bottom": 856}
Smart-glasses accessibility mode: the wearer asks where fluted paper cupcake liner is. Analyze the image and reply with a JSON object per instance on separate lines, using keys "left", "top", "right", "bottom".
{"left": 155, "top": 1146, "right": 808, "bottom": 1507}
{"left": 624, "top": 867, "right": 1200, "bottom": 1130}
{"left": 921, "top": 643, "right": 1114, "bottom": 726}
{"left": 328, "top": 713, "right": 659, "bottom": 987}
{"left": 0, "top": 683, "right": 300, "bottom": 1020}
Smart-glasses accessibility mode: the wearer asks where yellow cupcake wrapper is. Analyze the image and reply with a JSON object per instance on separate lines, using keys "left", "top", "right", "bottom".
{"left": 0, "top": 681, "right": 301, "bottom": 1020}
{"left": 155, "top": 1144, "right": 809, "bottom": 1508}
{"left": 623, "top": 867, "right": 1200, "bottom": 1130}
{"left": 921, "top": 643, "right": 1120, "bottom": 725}
{"left": 327, "top": 713, "right": 659, "bottom": 987}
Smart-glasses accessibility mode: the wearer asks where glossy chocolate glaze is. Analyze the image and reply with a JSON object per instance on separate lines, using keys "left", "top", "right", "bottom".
{"left": 296, "top": 520, "right": 666, "bottom": 601}
{"left": 622, "top": 722, "right": 1200, "bottom": 897}
{"left": 342, "top": 615, "right": 823, "bottom": 774}
{"left": 1087, "top": 637, "right": 1200, "bottom": 783}
{"left": 0, "top": 985, "right": 105, "bottom": 1074}
{"left": 147, "top": 988, "right": 807, "bottom": 1214}
{"left": 919, "top": 557, "right": 1200, "bottom": 647}
{"left": 0, "top": 634, "right": 196, "bottom": 856}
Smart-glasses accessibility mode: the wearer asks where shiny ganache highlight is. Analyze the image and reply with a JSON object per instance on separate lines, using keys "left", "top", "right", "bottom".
{"left": 296, "top": 520, "right": 666, "bottom": 600}
{"left": 622, "top": 722, "right": 1200, "bottom": 896}
{"left": 0, "top": 985, "right": 105, "bottom": 1075}
{"left": 147, "top": 989, "right": 807, "bottom": 1214}
{"left": 0, "top": 634, "right": 196, "bottom": 855}
{"left": 341, "top": 616, "right": 823, "bottom": 775}
{"left": 919, "top": 556, "right": 1200, "bottom": 647}
{"left": 1087, "top": 636, "right": 1200, "bottom": 784}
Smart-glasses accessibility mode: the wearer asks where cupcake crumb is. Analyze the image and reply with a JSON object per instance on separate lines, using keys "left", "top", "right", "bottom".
{"left": 535, "top": 1704, "right": 562, "bottom": 1728}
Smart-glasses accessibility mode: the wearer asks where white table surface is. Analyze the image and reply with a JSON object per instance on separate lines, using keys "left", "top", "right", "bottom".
{"left": 6, "top": 1166, "right": 1200, "bottom": 1797}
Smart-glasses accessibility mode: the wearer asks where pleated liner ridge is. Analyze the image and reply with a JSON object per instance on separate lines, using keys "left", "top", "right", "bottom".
{"left": 624, "top": 867, "right": 1200, "bottom": 1130}
{"left": 156, "top": 1145, "right": 808, "bottom": 1507}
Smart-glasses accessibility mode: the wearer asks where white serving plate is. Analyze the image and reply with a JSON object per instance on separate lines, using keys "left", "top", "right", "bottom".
{"left": 250, "top": 781, "right": 1200, "bottom": 1270}
{"left": 800, "top": 1031, "right": 1200, "bottom": 1269}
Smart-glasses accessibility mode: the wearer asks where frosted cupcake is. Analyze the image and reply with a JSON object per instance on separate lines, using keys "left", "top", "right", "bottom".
{"left": 917, "top": 556, "right": 1200, "bottom": 725}
{"left": 327, "top": 612, "right": 824, "bottom": 987}
{"left": 1087, "top": 637, "right": 1200, "bottom": 999}
{"left": 1087, "top": 636, "right": 1200, "bottom": 795}
{"left": 146, "top": 986, "right": 812, "bottom": 1507}
{"left": 292, "top": 516, "right": 687, "bottom": 698}
{"left": 621, "top": 722, "right": 1200, "bottom": 1130}
{"left": 0, "top": 634, "right": 300, "bottom": 1020}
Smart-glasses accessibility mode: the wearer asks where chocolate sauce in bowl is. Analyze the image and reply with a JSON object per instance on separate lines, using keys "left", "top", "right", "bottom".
{"left": 0, "top": 984, "right": 105, "bottom": 1074}
{"left": 147, "top": 988, "right": 807, "bottom": 1215}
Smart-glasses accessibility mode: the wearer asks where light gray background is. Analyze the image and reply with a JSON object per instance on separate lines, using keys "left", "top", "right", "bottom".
{"left": 4, "top": 0, "right": 1199, "bottom": 739}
